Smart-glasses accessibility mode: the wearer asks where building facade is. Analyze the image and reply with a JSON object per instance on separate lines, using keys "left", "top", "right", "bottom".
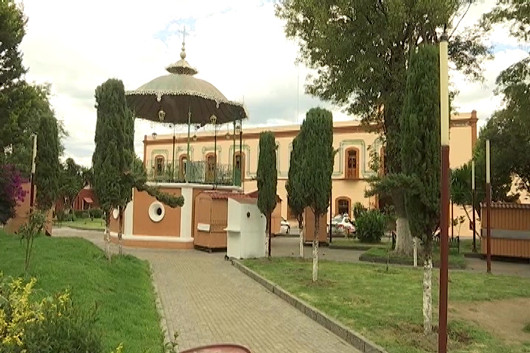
{"left": 143, "top": 111, "right": 479, "bottom": 233}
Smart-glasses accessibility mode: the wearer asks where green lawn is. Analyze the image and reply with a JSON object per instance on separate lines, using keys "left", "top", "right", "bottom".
{"left": 0, "top": 230, "right": 164, "bottom": 353}
{"left": 361, "top": 246, "right": 468, "bottom": 269}
{"left": 329, "top": 237, "right": 389, "bottom": 250}
{"left": 243, "top": 257, "right": 530, "bottom": 353}
{"left": 55, "top": 218, "right": 106, "bottom": 231}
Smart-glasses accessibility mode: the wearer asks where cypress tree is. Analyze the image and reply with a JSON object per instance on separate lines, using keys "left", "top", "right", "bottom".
{"left": 400, "top": 44, "right": 440, "bottom": 334}
{"left": 257, "top": 131, "right": 277, "bottom": 257}
{"left": 35, "top": 114, "right": 60, "bottom": 211}
{"left": 286, "top": 134, "right": 306, "bottom": 257}
{"left": 300, "top": 108, "right": 334, "bottom": 282}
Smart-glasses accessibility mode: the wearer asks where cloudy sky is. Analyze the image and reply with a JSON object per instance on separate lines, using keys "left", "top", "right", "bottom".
{"left": 18, "top": 0, "right": 528, "bottom": 167}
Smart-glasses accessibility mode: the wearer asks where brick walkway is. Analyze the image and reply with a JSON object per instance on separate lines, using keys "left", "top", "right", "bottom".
{"left": 53, "top": 228, "right": 360, "bottom": 353}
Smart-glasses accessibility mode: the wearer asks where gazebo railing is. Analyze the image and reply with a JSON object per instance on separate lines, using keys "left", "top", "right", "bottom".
{"left": 145, "top": 159, "right": 234, "bottom": 185}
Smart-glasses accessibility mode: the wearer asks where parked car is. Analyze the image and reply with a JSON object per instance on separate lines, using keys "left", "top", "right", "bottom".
{"left": 329, "top": 214, "right": 355, "bottom": 236}
{"left": 280, "top": 218, "right": 290, "bottom": 234}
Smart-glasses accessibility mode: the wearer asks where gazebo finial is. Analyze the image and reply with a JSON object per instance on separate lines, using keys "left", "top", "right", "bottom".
{"left": 166, "top": 26, "right": 198, "bottom": 76}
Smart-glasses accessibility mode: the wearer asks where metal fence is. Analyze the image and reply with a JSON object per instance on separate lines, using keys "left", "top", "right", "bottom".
{"left": 145, "top": 159, "right": 236, "bottom": 185}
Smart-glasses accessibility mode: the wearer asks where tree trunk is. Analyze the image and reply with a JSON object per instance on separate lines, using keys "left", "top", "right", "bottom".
{"left": 118, "top": 206, "right": 123, "bottom": 256}
{"left": 395, "top": 217, "right": 413, "bottom": 255}
{"left": 423, "top": 254, "right": 433, "bottom": 334}
{"left": 265, "top": 214, "right": 269, "bottom": 257}
{"left": 298, "top": 214, "right": 304, "bottom": 258}
{"left": 312, "top": 215, "right": 319, "bottom": 282}
{"left": 392, "top": 191, "right": 414, "bottom": 256}
{"left": 104, "top": 211, "right": 111, "bottom": 261}
{"left": 268, "top": 213, "right": 272, "bottom": 258}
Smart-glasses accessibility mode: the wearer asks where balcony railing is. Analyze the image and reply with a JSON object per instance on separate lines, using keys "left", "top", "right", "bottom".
{"left": 145, "top": 159, "right": 241, "bottom": 186}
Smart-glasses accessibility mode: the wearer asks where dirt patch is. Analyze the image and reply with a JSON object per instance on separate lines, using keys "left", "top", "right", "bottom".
{"left": 450, "top": 297, "right": 530, "bottom": 344}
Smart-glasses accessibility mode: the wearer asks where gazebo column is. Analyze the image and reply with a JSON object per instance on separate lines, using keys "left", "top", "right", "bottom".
{"left": 179, "top": 185, "right": 193, "bottom": 240}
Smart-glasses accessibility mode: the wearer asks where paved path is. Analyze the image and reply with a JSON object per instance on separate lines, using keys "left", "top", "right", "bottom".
{"left": 53, "top": 228, "right": 360, "bottom": 353}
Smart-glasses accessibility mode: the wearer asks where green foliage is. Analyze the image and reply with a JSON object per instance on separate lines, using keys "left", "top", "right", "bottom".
{"left": 88, "top": 208, "right": 103, "bottom": 219}
{"left": 356, "top": 209, "right": 385, "bottom": 243}
{"left": 135, "top": 184, "right": 184, "bottom": 208}
{"left": 257, "top": 131, "right": 278, "bottom": 223}
{"left": 286, "top": 135, "right": 306, "bottom": 227}
{"left": 35, "top": 115, "right": 60, "bottom": 211}
{"left": 276, "top": 0, "right": 488, "bottom": 179}
{"left": 74, "top": 209, "right": 89, "bottom": 219}
{"left": 0, "top": 275, "right": 106, "bottom": 353}
{"left": 92, "top": 79, "right": 135, "bottom": 216}
{"left": 58, "top": 158, "right": 85, "bottom": 211}
{"left": 0, "top": 0, "right": 26, "bottom": 91}
{"left": 300, "top": 108, "right": 334, "bottom": 216}
{"left": 400, "top": 45, "right": 440, "bottom": 252}
{"left": 483, "top": 0, "right": 530, "bottom": 40}
{"left": 18, "top": 211, "right": 46, "bottom": 273}
{"left": 0, "top": 164, "right": 25, "bottom": 225}
{"left": 353, "top": 202, "right": 367, "bottom": 220}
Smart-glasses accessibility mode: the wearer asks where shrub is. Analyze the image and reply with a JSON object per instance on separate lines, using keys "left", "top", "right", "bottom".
{"left": 0, "top": 275, "right": 114, "bottom": 353}
{"left": 74, "top": 210, "right": 89, "bottom": 219}
{"left": 353, "top": 202, "right": 367, "bottom": 220}
{"left": 89, "top": 208, "right": 103, "bottom": 219}
{"left": 356, "top": 209, "right": 385, "bottom": 243}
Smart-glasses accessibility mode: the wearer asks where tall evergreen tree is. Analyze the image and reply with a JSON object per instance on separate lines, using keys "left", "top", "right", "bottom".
{"left": 400, "top": 44, "right": 441, "bottom": 334}
{"left": 58, "top": 158, "right": 85, "bottom": 213}
{"left": 0, "top": 0, "right": 26, "bottom": 91}
{"left": 34, "top": 115, "right": 60, "bottom": 211}
{"left": 286, "top": 134, "right": 306, "bottom": 257}
{"left": 93, "top": 79, "right": 135, "bottom": 252}
{"left": 276, "top": 0, "right": 488, "bottom": 256}
{"left": 300, "top": 108, "right": 334, "bottom": 282}
{"left": 257, "top": 131, "right": 277, "bottom": 257}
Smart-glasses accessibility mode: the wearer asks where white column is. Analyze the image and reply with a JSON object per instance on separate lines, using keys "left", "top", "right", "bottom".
{"left": 180, "top": 186, "right": 194, "bottom": 240}
{"left": 124, "top": 191, "right": 134, "bottom": 236}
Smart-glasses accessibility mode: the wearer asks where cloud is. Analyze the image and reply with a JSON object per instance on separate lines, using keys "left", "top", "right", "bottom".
{"left": 18, "top": 0, "right": 526, "bottom": 166}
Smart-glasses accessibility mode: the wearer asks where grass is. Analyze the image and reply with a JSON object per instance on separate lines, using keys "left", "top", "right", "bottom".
{"left": 329, "top": 237, "right": 389, "bottom": 250}
{"left": 524, "top": 323, "right": 530, "bottom": 334}
{"left": 0, "top": 230, "right": 164, "bottom": 353}
{"left": 361, "top": 247, "right": 468, "bottom": 269}
{"left": 242, "top": 257, "right": 530, "bottom": 353}
{"left": 55, "top": 218, "right": 105, "bottom": 231}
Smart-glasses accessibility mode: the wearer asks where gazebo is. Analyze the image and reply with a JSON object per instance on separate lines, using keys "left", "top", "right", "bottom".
{"left": 126, "top": 38, "right": 248, "bottom": 186}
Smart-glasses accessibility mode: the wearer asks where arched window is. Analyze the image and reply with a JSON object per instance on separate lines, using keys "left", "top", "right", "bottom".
{"left": 233, "top": 151, "right": 246, "bottom": 183}
{"left": 154, "top": 155, "right": 165, "bottom": 176}
{"left": 205, "top": 153, "right": 216, "bottom": 183}
{"left": 335, "top": 197, "right": 351, "bottom": 217}
{"left": 179, "top": 154, "right": 188, "bottom": 180}
{"left": 345, "top": 147, "right": 359, "bottom": 179}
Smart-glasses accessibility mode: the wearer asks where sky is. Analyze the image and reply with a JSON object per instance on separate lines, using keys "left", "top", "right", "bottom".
{"left": 18, "top": 0, "right": 528, "bottom": 167}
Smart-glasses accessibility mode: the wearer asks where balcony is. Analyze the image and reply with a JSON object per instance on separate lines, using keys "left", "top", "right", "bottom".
{"left": 145, "top": 160, "right": 242, "bottom": 186}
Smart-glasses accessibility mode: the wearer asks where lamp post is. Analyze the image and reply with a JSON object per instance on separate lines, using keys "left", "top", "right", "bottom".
{"left": 29, "top": 133, "right": 37, "bottom": 211}
{"left": 472, "top": 160, "right": 477, "bottom": 252}
{"left": 438, "top": 32, "right": 450, "bottom": 353}
{"left": 211, "top": 115, "right": 217, "bottom": 186}
{"left": 486, "top": 139, "right": 492, "bottom": 273}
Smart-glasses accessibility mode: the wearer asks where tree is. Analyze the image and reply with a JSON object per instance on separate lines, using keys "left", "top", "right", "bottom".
{"left": 0, "top": 0, "right": 26, "bottom": 91}
{"left": 300, "top": 108, "right": 334, "bottom": 282}
{"left": 286, "top": 134, "right": 306, "bottom": 258}
{"left": 276, "top": 0, "right": 488, "bottom": 256}
{"left": 93, "top": 79, "right": 136, "bottom": 254}
{"left": 257, "top": 131, "right": 277, "bottom": 258}
{"left": 92, "top": 79, "right": 184, "bottom": 256}
{"left": 35, "top": 115, "right": 60, "bottom": 211}
{"left": 58, "top": 158, "right": 85, "bottom": 213}
{"left": 0, "top": 164, "right": 25, "bottom": 224}
{"left": 400, "top": 45, "right": 440, "bottom": 334}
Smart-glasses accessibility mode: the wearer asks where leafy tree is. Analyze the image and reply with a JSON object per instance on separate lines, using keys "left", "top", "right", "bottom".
{"left": 276, "top": 0, "right": 488, "bottom": 256}
{"left": 286, "top": 134, "right": 306, "bottom": 258}
{"left": 400, "top": 44, "right": 440, "bottom": 334}
{"left": 0, "top": 0, "right": 26, "bottom": 91}
{"left": 58, "top": 158, "right": 85, "bottom": 213}
{"left": 257, "top": 131, "right": 277, "bottom": 257}
{"left": 35, "top": 115, "right": 60, "bottom": 211}
{"left": 0, "top": 164, "right": 26, "bottom": 224}
{"left": 300, "top": 108, "right": 334, "bottom": 282}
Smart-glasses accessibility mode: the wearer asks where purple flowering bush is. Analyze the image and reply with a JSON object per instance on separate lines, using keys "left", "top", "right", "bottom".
{"left": 0, "top": 164, "right": 26, "bottom": 225}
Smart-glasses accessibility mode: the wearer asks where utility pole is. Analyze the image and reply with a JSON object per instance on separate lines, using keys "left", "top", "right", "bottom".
{"left": 438, "top": 32, "right": 450, "bottom": 353}
{"left": 472, "top": 160, "right": 477, "bottom": 252}
{"left": 29, "top": 133, "right": 37, "bottom": 211}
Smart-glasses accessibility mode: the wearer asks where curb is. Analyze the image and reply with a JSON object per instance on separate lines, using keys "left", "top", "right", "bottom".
{"left": 231, "top": 259, "right": 388, "bottom": 353}
{"left": 148, "top": 262, "right": 173, "bottom": 347}
{"left": 328, "top": 244, "right": 385, "bottom": 251}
